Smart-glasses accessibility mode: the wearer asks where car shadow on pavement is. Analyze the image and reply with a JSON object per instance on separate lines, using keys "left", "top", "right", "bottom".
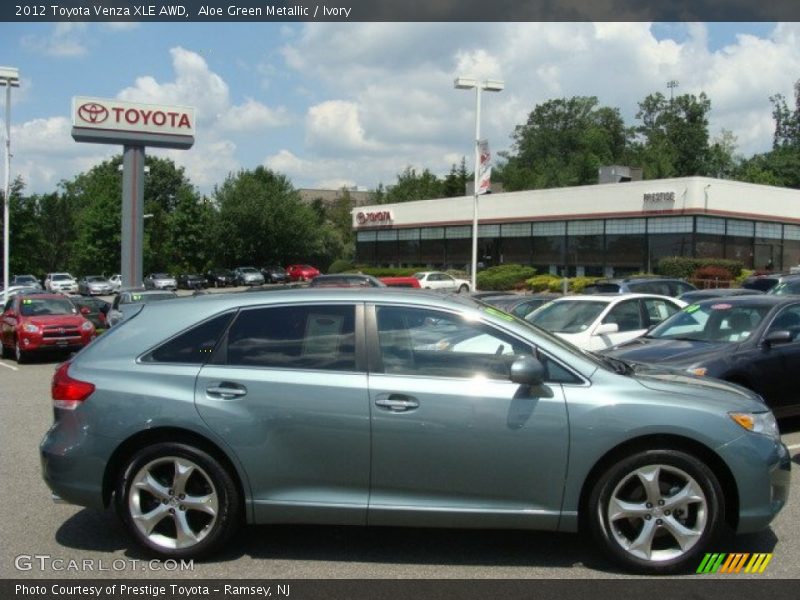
{"left": 53, "top": 509, "right": 781, "bottom": 575}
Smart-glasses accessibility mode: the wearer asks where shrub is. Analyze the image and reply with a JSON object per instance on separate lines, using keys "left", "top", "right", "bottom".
{"left": 693, "top": 265, "right": 734, "bottom": 281}
{"left": 656, "top": 257, "right": 743, "bottom": 279}
{"left": 569, "top": 276, "right": 601, "bottom": 293}
{"left": 328, "top": 259, "right": 355, "bottom": 274}
{"left": 477, "top": 264, "right": 537, "bottom": 291}
{"left": 526, "top": 274, "right": 561, "bottom": 292}
{"left": 734, "top": 269, "right": 754, "bottom": 287}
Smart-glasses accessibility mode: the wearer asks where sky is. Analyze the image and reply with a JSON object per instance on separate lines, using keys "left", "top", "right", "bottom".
{"left": 1, "top": 21, "right": 798, "bottom": 196}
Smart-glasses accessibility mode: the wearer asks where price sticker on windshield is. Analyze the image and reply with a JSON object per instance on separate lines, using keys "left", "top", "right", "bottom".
{"left": 711, "top": 303, "right": 733, "bottom": 310}
{"left": 132, "top": 294, "right": 142, "bottom": 301}
{"left": 483, "top": 306, "right": 515, "bottom": 322}
{"left": 684, "top": 304, "right": 700, "bottom": 313}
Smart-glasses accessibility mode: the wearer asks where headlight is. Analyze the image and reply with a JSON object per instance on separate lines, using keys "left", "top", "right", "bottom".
{"left": 729, "top": 411, "right": 781, "bottom": 441}
{"left": 22, "top": 323, "right": 39, "bottom": 333}
{"left": 81, "top": 321, "right": 94, "bottom": 332}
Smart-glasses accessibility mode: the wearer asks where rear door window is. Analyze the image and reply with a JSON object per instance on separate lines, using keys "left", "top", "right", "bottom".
{"left": 222, "top": 304, "right": 357, "bottom": 372}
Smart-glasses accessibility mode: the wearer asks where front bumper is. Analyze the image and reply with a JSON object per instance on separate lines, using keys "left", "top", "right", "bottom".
{"left": 716, "top": 434, "right": 791, "bottom": 533}
{"left": 18, "top": 332, "right": 92, "bottom": 353}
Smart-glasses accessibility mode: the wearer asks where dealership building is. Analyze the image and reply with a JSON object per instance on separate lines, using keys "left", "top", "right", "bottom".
{"left": 352, "top": 176, "right": 800, "bottom": 277}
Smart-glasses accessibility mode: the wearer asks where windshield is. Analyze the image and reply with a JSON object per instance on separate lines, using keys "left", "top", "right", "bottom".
{"left": 152, "top": 273, "right": 170, "bottom": 279}
{"left": 15, "top": 276, "right": 38, "bottom": 284}
{"left": 20, "top": 298, "right": 76, "bottom": 316}
{"left": 648, "top": 302, "right": 771, "bottom": 342}
{"left": 413, "top": 273, "right": 425, "bottom": 280}
{"left": 86, "top": 276, "right": 105, "bottom": 282}
{"left": 526, "top": 300, "right": 607, "bottom": 334}
{"left": 52, "top": 274, "right": 72, "bottom": 281}
{"left": 768, "top": 281, "right": 800, "bottom": 296}
{"left": 240, "top": 267, "right": 258, "bottom": 273}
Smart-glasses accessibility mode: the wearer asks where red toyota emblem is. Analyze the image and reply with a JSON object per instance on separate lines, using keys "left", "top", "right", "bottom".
{"left": 356, "top": 212, "right": 366, "bottom": 225}
{"left": 78, "top": 102, "right": 109, "bottom": 124}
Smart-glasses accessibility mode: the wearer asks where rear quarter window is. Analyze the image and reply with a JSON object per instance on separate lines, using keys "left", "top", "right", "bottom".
{"left": 143, "top": 312, "right": 235, "bottom": 364}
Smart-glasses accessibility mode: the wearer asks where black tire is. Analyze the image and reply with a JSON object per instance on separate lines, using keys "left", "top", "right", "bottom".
{"left": 115, "top": 442, "right": 241, "bottom": 559}
{"left": 588, "top": 448, "right": 725, "bottom": 574}
{"left": 1, "top": 341, "right": 10, "bottom": 359}
{"left": 14, "top": 339, "right": 28, "bottom": 364}
{"left": 458, "top": 284, "right": 469, "bottom": 293}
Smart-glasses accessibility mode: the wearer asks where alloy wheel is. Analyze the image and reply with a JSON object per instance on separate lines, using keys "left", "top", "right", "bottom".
{"left": 128, "top": 456, "right": 219, "bottom": 550}
{"left": 605, "top": 463, "right": 707, "bottom": 563}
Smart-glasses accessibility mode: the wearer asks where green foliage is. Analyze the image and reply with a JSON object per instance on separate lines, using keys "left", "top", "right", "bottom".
{"left": 328, "top": 259, "right": 355, "bottom": 274}
{"left": 526, "top": 274, "right": 562, "bottom": 292}
{"left": 476, "top": 264, "right": 537, "bottom": 291}
{"left": 377, "top": 167, "right": 447, "bottom": 204}
{"left": 656, "top": 257, "right": 743, "bottom": 279}
{"left": 498, "top": 97, "right": 630, "bottom": 191}
{"left": 569, "top": 277, "right": 601, "bottom": 293}
{"left": 734, "top": 269, "right": 755, "bottom": 287}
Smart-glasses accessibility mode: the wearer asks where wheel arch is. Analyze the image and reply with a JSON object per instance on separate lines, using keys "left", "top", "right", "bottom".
{"left": 576, "top": 433, "right": 739, "bottom": 532}
{"left": 102, "top": 426, "right": 250, "bottom": 521}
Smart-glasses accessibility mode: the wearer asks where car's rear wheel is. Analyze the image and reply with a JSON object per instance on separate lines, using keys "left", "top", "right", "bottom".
{"left": 116, "top": 443, "right": 241, "bottom": 559}
{"left": 458, "top": 284, "right": 469, "bottom": 293}
{"left": 588, "top": 449, "right": 724, "bottom": 574}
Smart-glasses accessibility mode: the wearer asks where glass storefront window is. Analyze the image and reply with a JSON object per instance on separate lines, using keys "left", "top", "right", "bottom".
{"left": 605, "top": 234, "right": 645, "bottom": 274}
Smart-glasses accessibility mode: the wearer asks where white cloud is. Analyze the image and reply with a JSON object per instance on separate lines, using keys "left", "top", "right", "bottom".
{"left": 219, "top": 99, "right": 290, "bottom": 132}
{"left": 306, "top": 100, "right": 383, "bottom": 153}
{"left": 21, "top": 23, "right": 89, "bottom": 57}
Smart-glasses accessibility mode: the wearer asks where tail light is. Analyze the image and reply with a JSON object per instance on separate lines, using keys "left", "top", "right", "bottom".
{"left": 52, "top": 362, "right": 95, "bottom": 409}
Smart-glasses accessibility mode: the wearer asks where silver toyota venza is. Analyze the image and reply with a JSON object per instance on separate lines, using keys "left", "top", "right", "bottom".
{"left": 41, "top": 289, "right": 790, "bottom": 573}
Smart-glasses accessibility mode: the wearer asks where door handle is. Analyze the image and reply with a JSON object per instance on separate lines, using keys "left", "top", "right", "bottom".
{"left": 375, "top": 394, "right": 419, "bottom": 412}
{"left": 206, "top": 383, "right": 247, "bottom": 399}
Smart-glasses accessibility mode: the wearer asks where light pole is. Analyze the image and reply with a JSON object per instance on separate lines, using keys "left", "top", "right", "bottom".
{"left": 1, "top": 66, "right": 19, "bottom": 296}
{"left": 454, "top": 76, "right": 503, "bottom": 290}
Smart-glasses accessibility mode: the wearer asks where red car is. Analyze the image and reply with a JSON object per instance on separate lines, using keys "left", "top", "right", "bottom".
{"left": 1, "top": 294, "right": 96, "bottom": 363}
{"left": 379, "top": 276, "right": 422, "bottom": 288}
{"left": 285, "top": 264, "right": 321, "bottom": 282}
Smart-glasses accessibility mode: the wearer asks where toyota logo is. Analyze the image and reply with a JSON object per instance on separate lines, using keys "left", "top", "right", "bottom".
{"left": 356, "top": 212, "right": 366, "bottom": 225}
{"left": 78, "top": 102, "right": 109, "bottom": 124}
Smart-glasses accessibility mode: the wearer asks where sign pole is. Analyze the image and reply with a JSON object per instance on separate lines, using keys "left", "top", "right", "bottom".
{"left": 121, "top": 145, "right": 146, "bottom": 289}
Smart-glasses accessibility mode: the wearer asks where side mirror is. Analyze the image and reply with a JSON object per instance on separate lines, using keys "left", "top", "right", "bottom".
{"left": 510, "top": 356, "right": 546, "bottom": 386}
{"left": 594, "top": 322, "right": 619, "bottom": 336}
{"left": 764, "top": 330, "right": 793, "bottom": 347}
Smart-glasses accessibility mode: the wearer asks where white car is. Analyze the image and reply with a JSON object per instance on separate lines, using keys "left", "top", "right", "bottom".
{"left": 44, "top": 272, "right": 78, "bottom": 293}
{"left": 526, "top": 293, "right": 686, "bottom": 351}
{"left": 109, "top": 274, "right": 122, "bottom": 293}
{"left": 414, "top": 271, "right": 470, "bottom": 293}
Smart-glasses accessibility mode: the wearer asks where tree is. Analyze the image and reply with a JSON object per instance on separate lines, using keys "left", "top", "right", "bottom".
{"left": 442, "top": 158, "right": 470, "bottom": 197}
{"left": 498, "top": 96, "right": 630, "bottom": 190}
{"left": 632, "top": 92, "right": 712, "bottom": 178}
{"left": 213, "top": 166, "right": 324, "bottom": 267}
{"left": 381, "top": 167, "right": 445, "bottom": 203}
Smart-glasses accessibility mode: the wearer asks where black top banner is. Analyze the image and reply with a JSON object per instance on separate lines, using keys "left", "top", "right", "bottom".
{"left": 3, "top": 0, "right": 800, "bottom": 22}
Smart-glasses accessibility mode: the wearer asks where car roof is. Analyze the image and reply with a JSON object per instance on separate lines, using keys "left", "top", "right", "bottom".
{"left": 549, "top": 293, "right": 682, "bottom": 304}
{"left": 691, "top": 295, "right": 798, "bottom": 307}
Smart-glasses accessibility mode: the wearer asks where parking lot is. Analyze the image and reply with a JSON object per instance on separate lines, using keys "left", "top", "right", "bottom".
{"left": 1, "top": 287, "right": 799, "bottom": 579}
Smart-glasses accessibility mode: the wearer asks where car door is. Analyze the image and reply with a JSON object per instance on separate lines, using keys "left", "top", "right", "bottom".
{"left": 194, "top": 302, "right": 371, "bottom": 525}
{"left": 365, "top": 303, "right": 569, "bottom": 530}
{"left": 592, "top": 299, "right": 646, "bottom": 351}
{"left": 744, "top": 303, "right": 800, "bottom": 414}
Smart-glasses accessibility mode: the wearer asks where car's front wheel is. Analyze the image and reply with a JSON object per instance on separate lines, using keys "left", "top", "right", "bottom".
{"left": 588, "top": 449, "right": 725, "bottom": 574}
{"left": 458, "top": 284, "right": 469, "bottom": 293}
{"left": 14, "top": 339, "right": 28, "bottom": 364}
{"left": 116, "top": 442, "right": 241, "bottom": 559}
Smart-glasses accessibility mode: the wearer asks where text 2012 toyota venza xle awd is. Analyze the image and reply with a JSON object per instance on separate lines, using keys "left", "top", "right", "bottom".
{"left": 41, "top": 289, "right": 790, "bottom": 573}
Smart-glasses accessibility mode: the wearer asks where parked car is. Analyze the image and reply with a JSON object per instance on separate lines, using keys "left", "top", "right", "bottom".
{"left": 1, "top": 285, "right": 46, "bottom": 302}
{"left": 286, "top": 264, "right": 321, "bottom": 282}
{"left": 11, "top": 274, "right": 43, "bottom": 290}
{"left": 1, "top": 293, "right": 95, "bottom": 362}
{"left": 109, "top": 274, "right": 123, "bottom": 293}
{"left": 44, "top": 272, "right": 78, "bottom": 294}
{"left": 40, "top": 288, "right": 789, "bottom": 573}
{"left": 767, "top": 274, "right": 800, "bottom": 296}
{"left": 106, "top": 289, "right": 178, "bottom": 328}
{"left": 143, "top": 273, "right": 178, "bottom": 291}
{"left": 414, "top": 271, "right": 471, "bottom": 293}
{"left": 582, "top": 277, "right": 696, "bottom": 297}
{"left": 78, "top": 275, "right": 114, "bottom": 296}
{"left": 260, "top": 265, "right": 289, "bottom": 284}
{"left": 526, "top": 294, "right": 685, "bottom": 351}
{"left": 309, "top": 274, "right": 386, "bottom": 288}
{"left": 379, "top": 276, "right": 422, "bottom": 288}
{"left": 206, "top": 269, "right": 235, "bottom": 288}
{"left": 481, "top": 293, "right": 562, "bottom": 319}
{"left": 602, "top": 295, "right": 800, "bottom": 417}
{"left": 678, "top": 287, "right": 764, "bottom": 303}
{"left": 741, "top": 272, "right": 794, "bottom": 292}
{"left": 177, "top": 273, "right": 206, "bottom": 290}
{"left": 69, "top": 296, "right": 110, "bottom": 331}
{"left": 233, "top": 267, "right": 265, "bottom": 286}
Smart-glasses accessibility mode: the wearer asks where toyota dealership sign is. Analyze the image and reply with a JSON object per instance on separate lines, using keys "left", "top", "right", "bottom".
{"left": 71, "top": 96, "right": 195, "bottom": 149}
